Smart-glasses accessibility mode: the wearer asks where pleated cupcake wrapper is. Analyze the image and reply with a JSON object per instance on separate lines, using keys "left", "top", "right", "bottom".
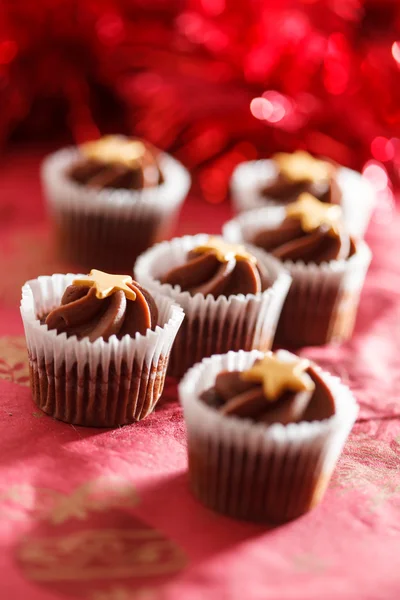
{"left": 41, "top": 147, "right": 191, "bottom": 271}
{"left": 20, "top": 274, "right": 184, "bottom": 427}
{"left": 134, "top": 234, "right": 292, "bottom": 378}
{"left": 230, "top": 159, "right": 376, "bottom": 239}
{"left": 223, "top": 208, "right": 372, "bottom": 347}
{"left": 178, "top": 350, "right": 358, "bottom": 523}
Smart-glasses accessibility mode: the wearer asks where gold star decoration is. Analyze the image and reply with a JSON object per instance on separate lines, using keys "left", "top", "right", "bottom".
{"left": 274, "top": 150, "right": 332, "bottom": 183}
{"left": 80, "top": 135, "right": 146, "bottom": 167}
{"left": 72, "top": 269, "right": 136, "bottom": 301}
{"left": 286, "top": 193, "right": 342, "bottom": 236}
{"left": 192, "top": 236, "right": 257, "bottom": 264}
{"left": 241, "top": 353, "right": 315, "bottom": 401}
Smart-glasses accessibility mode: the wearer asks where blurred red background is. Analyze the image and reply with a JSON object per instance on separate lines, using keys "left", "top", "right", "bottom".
{"left": 0, "top": 0, "right": 399, "bottom": 205}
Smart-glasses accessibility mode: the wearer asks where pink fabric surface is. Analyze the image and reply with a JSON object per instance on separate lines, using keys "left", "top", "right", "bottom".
{"left": 0, "top": 149, "right": 399, "bottom": 600}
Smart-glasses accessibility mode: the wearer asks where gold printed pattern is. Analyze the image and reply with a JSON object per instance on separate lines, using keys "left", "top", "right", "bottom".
{"left": 92, "top": 587, "right": 158, "bottom": 600}
{"left": 332, "top": 434, "right": 400, "bottom": 508}
{"left": 291, "top": 552, "right": 327, "bottom": 573}
{"left": 0, "top": 336, "right": 29, "bottom": 386}
{"left": 0, "top": 477, "right": 138, "bottom": 523}
{"left": 18, "top": 529, "right": 186, "bottom": 582}
{"left": 47, "top": 477, "right": 139, "bottom": 525}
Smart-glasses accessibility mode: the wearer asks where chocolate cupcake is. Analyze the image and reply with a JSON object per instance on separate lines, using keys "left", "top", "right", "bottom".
{"left": 260, "top": 151, "right": 340, "bottom": 204}
{"left": 20, "top": 270, "right": 184, "bottom": 426}
{"left": 135, "top": 235, "right": 291, "bottom": 378}
{"left": 230, "top": 153, "right": 376, "bottom": 239}
{"left": 179, "top": 349, "right": 358, "bottom": 524}
{"left": 223, "top": 194, "right": 372, "bottom": 347}
{"left": 41, "top": 135, "right": 191, "bottom": 272}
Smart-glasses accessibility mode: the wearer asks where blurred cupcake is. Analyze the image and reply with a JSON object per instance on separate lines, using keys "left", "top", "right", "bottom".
{"left": 230, "top": 151, "right": 376, "bottom": 239}
{"left": 179, "top": 349, "right": 358, "bottom": 524}
{"left": 135, "top": 234, "right": 291, "bottom": 378}
{"left": 41, "top": 135, "right": 191, "bottom": 272}
{"left": 20, "top": 269, "right": 184, "bottom": 427}
{"left": 223, "top": 194, "right": 372, "bottom": 347}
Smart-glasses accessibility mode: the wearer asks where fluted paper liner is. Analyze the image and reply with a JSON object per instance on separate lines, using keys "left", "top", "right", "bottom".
{"left": 134, "top": 234, "right": 292, "bottom": 378}
{"left": 223, "top": 208, "right": 372, "bottom": 347}
{"left": 20, "top": 274, "right": 184, "bottom": 427}
{"left": 41, "top": 147, "right": 191, "bottom": 271}
{"left": 231, "top": 159, "right": 376, "bottom": 239}
{"left": 179, "top": 350, "right": 358, "bottom": 523}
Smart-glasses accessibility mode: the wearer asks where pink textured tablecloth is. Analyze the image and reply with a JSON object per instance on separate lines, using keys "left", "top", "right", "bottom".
{"left": 0, "top": 149, "right": 399, "bottom": 600}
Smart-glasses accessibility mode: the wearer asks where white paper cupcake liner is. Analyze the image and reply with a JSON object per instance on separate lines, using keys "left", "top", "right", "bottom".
{"left": 223, "top": 208, "right": 372, "bottom": 347}
{"left": 134, "top": 234, "right": 292, "bottom": 378}
{"left": 20, "top": 274, "right": 184, "bottom": 427}
{"left": 230, "top": 159, "right": 376, "bottom": 239}
{"left": 41, "top": 147, "right": 191, "bottom": 272}
{"left": 179, "top": 349, "right": 358, "bottom": 523}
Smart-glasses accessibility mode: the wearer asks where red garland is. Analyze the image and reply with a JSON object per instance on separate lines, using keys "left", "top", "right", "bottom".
{"left": 1, "top": 0, "right": 400, "bottom": 202}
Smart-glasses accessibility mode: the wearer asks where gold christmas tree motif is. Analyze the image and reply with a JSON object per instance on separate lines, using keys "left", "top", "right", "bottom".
{"left": 274, "top": 150, "right": 332, "bottom": 182}
{"left": 241, "top": 353, "right": 315, "bottom": 401}
{"left": 192, "top": 236, "right": 257, "bottom": 264}
{"left": 18, "top": 528, "right": 186, "bottom": 581}
{"left": 0, "top": 484, "right": 60, "bottom": 521}
{"left": 47, "top": 477, "right": 139, "bottom": 525}
{"left": 92, "top": 587, "right": 157, "bottom": 600}
{"left": 80, "top": 135, "right": 146, "bottom": 167}
{"left": 285, "top": 193, "right": 343, "bottom": 236}
{"left": 0, "top": 477, "right": 139, "bottom": 524}
{"left": 73, "top": 270, "right": 137, "bottom": 301}
{"left": 0, "top": 336, "right": 29, "bottom": 386}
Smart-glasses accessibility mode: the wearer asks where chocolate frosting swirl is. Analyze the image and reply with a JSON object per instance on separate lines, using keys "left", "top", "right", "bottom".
{"left": 253, "top": 218, "right": 356, "bottom": 265}
{"left": 160, "top": 249, "right": 272, "bottom": 297}
{"left": 45, "top": 281, "right": 158, "bottom": 341}
{"left": 262, "top": 172, "right": 341, "bottom": 205}
{"left": 68, "top": 137, "right": 164, "bottom": 190}
{"left": 201, "top": 367, "right": 335, "bottom": 425}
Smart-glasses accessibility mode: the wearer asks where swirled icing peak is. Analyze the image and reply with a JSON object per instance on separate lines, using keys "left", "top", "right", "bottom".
{"left": 68, "top": 135, "right": 163, "bottom": 190}
{"left": 200, "top": 352, "right": 335, "bottom": 425}
{"left": 45, "top": 271, "right": 158, "bottom": 342}
{"left": 161, "top": 237, "right": 272, "bottom": 297}
{"left": 252, "top": 195, "right": 355, "bottom": 265}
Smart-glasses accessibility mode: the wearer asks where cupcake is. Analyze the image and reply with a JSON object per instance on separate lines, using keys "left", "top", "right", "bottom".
{"left": 223, "top": 194, "right": 372, "bottom": 347}
{"left": 260, "top": 151, "right": 341, "bottom": 205}
{"left": 41, "top": 135, "right": 191, "bottom": 272}
{"left": 230, "top": 151, "right": 376, "bottom": 239}
{"left": 179, "top": 349, "right": 358, "bottom": 524}
{"left": 134, "top": 234, "right": 291, "bottom": 378}
{"left": 20, "top": 269, "right": 184, "bottom": 426}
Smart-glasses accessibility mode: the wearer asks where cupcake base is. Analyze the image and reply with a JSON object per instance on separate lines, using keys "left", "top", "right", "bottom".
{"left": 223, "top": 209, "right": 372, "bottom": 348}
{"left": 167, "top": 311, "right": 273, "bottom": 378}
{"left": 54, "top": 207, "right": 176, "bottom": 273}
{"left": 187, "top": 433, "right": 332, "bottom": 524}
{"left": 29, "top": 355, "right": 168, "bottom": 428}
{"left": 179, "top": 350, "right": 358, "bottom": 524}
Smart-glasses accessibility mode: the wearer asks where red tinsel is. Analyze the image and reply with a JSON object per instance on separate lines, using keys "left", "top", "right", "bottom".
{"left": 1, "top": 0, "right": 400, "bottom": 203}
